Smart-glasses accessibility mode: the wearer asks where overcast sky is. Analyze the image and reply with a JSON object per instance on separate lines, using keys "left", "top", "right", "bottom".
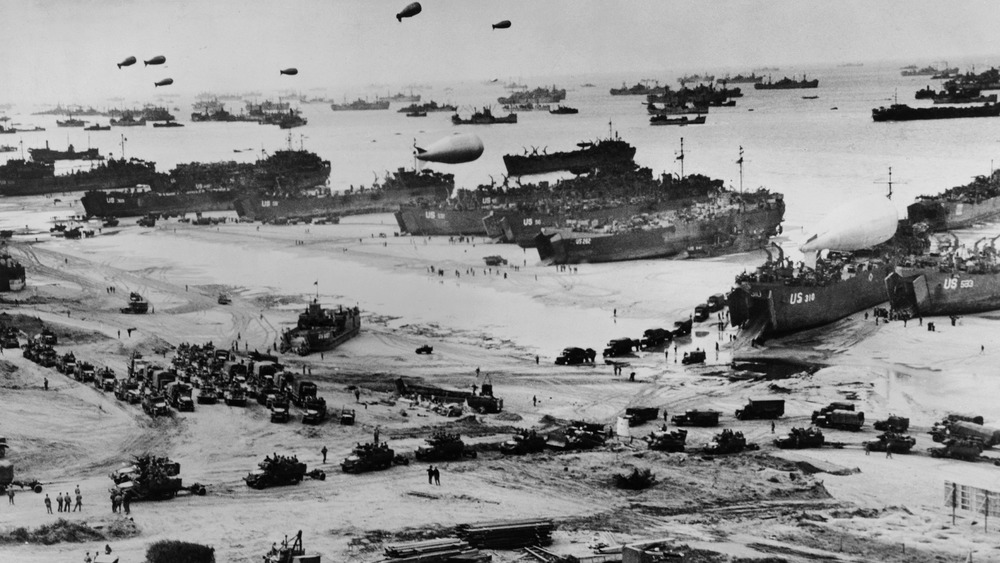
{"left": 4, "top": 0, "right": 1000, "bottom": 103}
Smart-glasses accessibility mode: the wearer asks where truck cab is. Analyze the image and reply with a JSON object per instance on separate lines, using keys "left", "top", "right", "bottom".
{"left": 603, "top": 338, "right": 637, "bottom": 358}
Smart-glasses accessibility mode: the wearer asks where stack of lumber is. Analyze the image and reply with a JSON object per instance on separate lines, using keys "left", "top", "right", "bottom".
{"left": 457, "top": 519, "right": 556, "bottom": 549}
{"left": 380, "top": 538, "right": 490, "bottom": 563}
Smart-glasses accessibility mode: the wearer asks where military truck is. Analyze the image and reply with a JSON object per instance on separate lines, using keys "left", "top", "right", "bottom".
{"left": 142, "top": 393, "right": 169, "bottom": 417}
{"left": 624, "top": 407, "right": 660, "bottom": 427}
{"left": 603, "top": 338, "right": 638, "bottom": 358}
{"left": 165, "top": 381, "right": 195, "bottom": 412}
{"left": 693, "top": 304, "right": 710, "bottom": 322}
{"left": 706, "top": 293, "right": 727, "bottom": 312}
{"left": 270, "top": 403, "right": 290, "bottom": 423}
{"left": 704, "top": 429, "right": 756, "bottom": 455}
{"left": 929, "top": 419, "right": 1000, "bottom": 447}
{"left": 929, "top": 438, "right": 984, "bottom": 461}
{"left": 38, "top": 328, "right": 57, "bottom": 345}
{"left": 114, "top": 379, "right": 138, "bottom": 402}
{"left": 289, "top": 381, "right": 318, "bottom": 407}
{"left": 735, "top": 399, "right": 784, "bottom": 420}
{"left": 873, "top": 415, "right": 910, "bottom": 433}
{"left": 302, "top": 397, "right": 328, "bottom": 425}
{"left": 96, "top": 367, "right": 115, "bottom": 392}
{"left": 415, "top": 432, "right": 477, "bottom": 462}
{"left": 864, "top": 432, "right": 916, "bottom": 454}
{"left": 671, "top": 318, "right": 692, "bottom": 338}
{"left": 340, "top": 407, "right": 356, "bottom": 425}
{"left": 0, "top": 327, "right": 19, "bottom": 349}
{"left": 555, "top": 347, "right": 595, "bottom": 365}
{"left": 812, "top": 409, "right": 865, "bottom": 431}
{"left": 0, "top": 437, "right": 44, "bottom": 495}
{"left": 774, "top": 427, "right": 826, "bottom": 449}
{"left": 244, "top": 454, "right": 325, "bottom": 489}
{"left": 681, "top": 349, "right": 706, "bottom": 365}
{"left": 341, "top": 442, "right": 401, "bottom": 473}
{"left": 644, "top": 428, "right": 688, "bottom": 452}
{"left": 639, "top": 328, "right": 672, "bottom": 349}
{"left": 499, "top": 430, "right": 546, "bottom": 455}
{"left": 671, "top": 410, "right": 720, "bottom": 427}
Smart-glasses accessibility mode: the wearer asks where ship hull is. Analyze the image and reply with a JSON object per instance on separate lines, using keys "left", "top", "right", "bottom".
{"left": 534, "top": 205, "right": 784, "bottom": 264}
{"left": 0, "top": 167, "right": 159, "bottom": 197}
{"left": 886, "top": 268, "right": 1000, "bottom": 317}
{"left": 872, "top": 104, "right": 1000, "bottom": 122}
{"left": 907, "top": 196, "right": 1000, "bottom": 231}
{"left": 502, "top": 141, "right": 636, "bottom": 176}
{"left": 394, "top": 207, "right": 489, "bottom": 236}
{"left": 81, "top": 190, "right": 237, "bottom": 217}
{"left": 729, "top": 263, "right": 893, "bottom": 335}
{"left": 234, "top": 185, "right": 450, "bottom": 222}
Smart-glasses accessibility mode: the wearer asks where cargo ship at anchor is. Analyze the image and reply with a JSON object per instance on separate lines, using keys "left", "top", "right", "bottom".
{"left": 28, "top": 142, "right": 103, "bottom": 163}
{"left": 907, "top": 169, "right": 1000, "bottom": 231}
{"left": 502, "top": 136, "right": 636, "bottom": 176}
{"left": 754, "top": 76, "right": 819, "bottom": 90}
{"left": 80, "top": 146, "right": 330, "bottom": 217}
{"left": 871, "top": 103, "right": 1000, "bottom": 122}
{"left": 534, "top": 190, "right": 784, "bottom": 264}
{"left": 233, "top": 167, "right": 453, "bottom": 223}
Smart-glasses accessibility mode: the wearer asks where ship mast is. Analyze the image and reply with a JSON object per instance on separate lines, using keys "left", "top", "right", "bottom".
{"left": 875, "top": 166, "right": 903, "bottom": 200}
{"left": 737, "top": 145, "right": 744, "bottom": 196}
{"left": 675, "top": 137, "right": 684, "bottom": 180}
{"left": 120, "top": 134, "right": 126, "bottom": 159}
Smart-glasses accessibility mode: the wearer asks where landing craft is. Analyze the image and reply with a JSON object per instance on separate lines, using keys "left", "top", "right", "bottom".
{"left": 799, "top": 196, "right": 898, "bottom": 252}
{"left": 414, "top": 133, "right": 484, "bottom": 164}
{"left": 396, "top": 2, "right": 421, "bottom": 22}
{"left": 492, "top": 20, "right": 511, "bottom": 30}
{"left": 117, "top": 56, "right": 136, "bottom": 69}
{"left": 144, "top": 56, "right": 166, "bottom": 66}
{"left": 280, "top": 68, "right": 298, "bottom": 76}
{"left": 154, "top": 78, "right": 174, "bottom": 88}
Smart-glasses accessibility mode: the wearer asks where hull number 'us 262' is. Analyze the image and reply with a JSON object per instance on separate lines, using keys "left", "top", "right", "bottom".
{"left": 575, "top": 238, "right": 592, "bottom": 245}
{"left": 788, "top": 292, "right": 815, "bottom": 305}
{"left": 943, "top": 278, "right": 974, "bottom": 290}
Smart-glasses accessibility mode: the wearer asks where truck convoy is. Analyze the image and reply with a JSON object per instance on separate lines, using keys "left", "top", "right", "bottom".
{"left": 108, "top": 454, "right": 206, "bottom": 500}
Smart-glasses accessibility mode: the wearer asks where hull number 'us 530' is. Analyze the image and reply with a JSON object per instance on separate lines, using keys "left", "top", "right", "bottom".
{"left": 788, "top": 292, "right": 815, "bottom": 305}
{"left": 575, "top": 238, "right": 592, "bottom": 245}
{"left": 943, "top": 278, "right": 974, "bottom": 290}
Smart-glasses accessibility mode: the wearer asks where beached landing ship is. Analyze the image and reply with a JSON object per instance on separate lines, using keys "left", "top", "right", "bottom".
{"left": 280, "top": 301, "right": 361, "bottom": 356}
{"left": 80, "top": 147, "right": 331, "bottom": 217}
{"left": 886, "top": 231, "right": 1000, "bottom": 317}
{"left": 872, "top": 103, "right": 1000, "bottom": 122}
{"left": 0, "top": 158, "right": 158, "bottom": 197}
{"left": 907, "top": 169, "right": 1000, "bottom": 231}
{"left": 233, "top": 167, "right": 453, "bottom": 223}
{"left": 534, "top": 186, "right": 784, "bottom": 264}
{"left": 729, "top": 196, "right": 899, "bottom": 339}
{"left": 502, "top": 136, "right": 636, "bottom": 176}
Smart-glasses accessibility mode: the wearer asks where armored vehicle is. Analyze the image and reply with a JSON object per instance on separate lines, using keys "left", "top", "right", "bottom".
{"left": 735, "top": 399, "right": 784, "bottom": 420}
{"left": 224, "top": 384, "right": 247, "bottom": 406}
{"left": 96, "top": 367, "right": 116, "bottom": 391}
{"left": 930, "top": 438, "right": 983, "bottom": 461}
{"left": 197, "top": 384, "right": 219, "bottom": 404}
{"left": 270, "top": 404, "right": 291, "bottom": 423}
{"left": 864, "top": 432, "right": 916, "bottom": 454}
{"left": 415, "top": 432, "right": 476, "bottom": 462}
{"left": 873, "top": 415, "right": 910, "bottom": 433}
{"left": 341, "top": 442, "right": 401, "bottom": 473}
{"left": 108, "top": 454, "right": 205, "bottom": 500}
{"left": 671, "top": 409, "right": 720, "bottom": 427}
{"left": 244, "top": 454, "right": 324, "bottom": 489}
{"left": 563, "top": 421, "right": 607, "bottom": 450}
{"left": 704, "top": 429, "right": 756, "bottom": 454}
{"left": 340, "top": 407, "right": 356, "bottom": 425}
{"left": 774, "top": 427, "right": 826, "bottom": 449}
{"left": 644, "top": 428, "right": 688, "bottom": 452}
{"left": 499, "top": 430, "right": 546, "bottom": 455}
{"left": 165, "top": 381, "right": 195, "bottom": 412}
{"left": 302, "top": 396, "right": 328, "bottom": 424}
{"left": 57, "top": 352, "right": 77, "bottom": 375}
{"left": 415, "top": 344, "right": 433, "bottom": 354}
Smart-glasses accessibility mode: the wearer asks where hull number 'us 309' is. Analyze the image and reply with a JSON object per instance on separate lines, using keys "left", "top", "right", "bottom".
{"left": 789, "top": 292, "right": 816, "bottom": 305}
{"left": 575, "top": 238, "right": 592, "bottom": 245}
{"left": 943, "top": 278, "right": 974, "bottom": 290}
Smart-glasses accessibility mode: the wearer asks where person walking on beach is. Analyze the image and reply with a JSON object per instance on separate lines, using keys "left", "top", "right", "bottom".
{"left": 8, "top": 489, "right": 14, "bottom": 504}
{"left": 321, "top": 446, "right": 328, "bottom": 464}
{"left": 426, "top": 465, "right": 434, "bottom": 485}
{"left": 44, "top": 494, "right": 52, "bottom": 514}
{"left": 433, "top": 467, "right": 441, "bottom": 486}
{"left": 43, "top": 377, "right": 48, "bottom": 390}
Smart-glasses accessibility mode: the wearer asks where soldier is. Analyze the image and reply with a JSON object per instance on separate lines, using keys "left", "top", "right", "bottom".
{"left": 74, "top": 491, "right": 83, "bottom": 512}
{"left": 426, "top": 465, "right": 434, "bottom": 485}
{"left": 321, "top": 446, "right": 328, "bottom": 463}
{"left": 110, "top": 493, "right": 118, "bottom": 513}
{"left": 44, "top": 494, "right": 52, "bottom": 514}
{"left": 122, "top": 493, "right": 131, "bottom": 515}
{"left": 433, "top": 467, "right": 441, "bottom": 486}
{"left": 56, "top": 492, "right": 64, "bottom": 512}
{"left": 84, "top": 552, "right": 92, "bottom": 563}
{"left": 43, "top": 377, "right": 48, "bottom": 390}
{"left": 6, "top": 488, "right": 12, "bottom": 505}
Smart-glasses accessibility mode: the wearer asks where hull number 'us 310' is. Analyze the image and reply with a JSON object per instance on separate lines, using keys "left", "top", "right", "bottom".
{"left": 789, "top": 292, "right": 815, "bottom": 305}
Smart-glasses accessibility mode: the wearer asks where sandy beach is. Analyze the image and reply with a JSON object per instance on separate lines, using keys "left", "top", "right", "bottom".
{"left": 0, "top": 195, "right": 998, "bottom": 563}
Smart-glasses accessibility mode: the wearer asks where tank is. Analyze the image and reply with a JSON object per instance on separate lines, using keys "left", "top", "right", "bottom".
{"left": 864, "top": 432, "right": 916, "bottom": 453}
{"left": 774, "top": 427, "right": 826, "bottom": 449}
{"left": 705, "top": 429, "right": 755, "bottom": 454}
{"left": 499, "top": 430, "right": 546, "bottom": 455}
{"left": 644, "top": 428, "right": 687, "bottom": 452}
{"left": 414, "top": 432, "right": 475, "bottom": 461}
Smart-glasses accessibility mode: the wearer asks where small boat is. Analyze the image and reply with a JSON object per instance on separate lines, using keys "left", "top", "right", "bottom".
{"left": 152, "top": 121, "right": 184, "bottom": 128}
{"left": 649, "top": 114, "right": 706, "bottom": 126}
{"left": 549, "top": 105, "right": 579, "bottom": 115}
{"left": 84, "top": 124, "right": 111, "bottom": 131}
{"left": 801, "top": 95, "right": 819, "bottom": 100}
{"left": 405, "top": 110, "right": 427, "bottom": 117}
